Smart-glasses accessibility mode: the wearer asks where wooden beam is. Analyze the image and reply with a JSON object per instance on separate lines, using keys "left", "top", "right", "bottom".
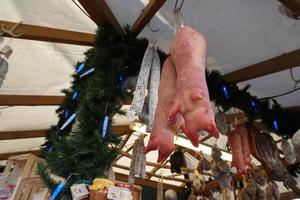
{"left": 114, "top": 172, "right": 184, "bottom": 192}
{"left": 280, "top": 191, "right": 297, "bottom": 200}
{"left": 146, "top": 158, "right": 168, "bottom": 179}
{"left": 0, "top": 130, "right": 46, "bottom": 140}
{"left": 0, "top": 150, "right": 41, "bottom": 161}
{"left": 0, "top": 20, "right": 95, "bottom": 46}
{"left": 0, "top": 95, "right": 65, "bottom": 106}
{"left": 78, "top": 0, "right": 125, "bottom": 35}
{"left": 279, "top": 0, "right": 300, "bottom": 16}
{"left": 223, "top": 49, "right": 300, "bottom": 83}
{"left": 113, "top": 164, "right": 190, "bottom": 183}
{"left": 120, "top": 150, "right": 199, "bottom": 174}
{"left": 131, "top": 0, "right": 167, "bottom": 36}
{"left": 0, "top": 125, "right": 131, "bottom": 140}
{"left": 284, "top": 105, "right": 300, "bottom": 112}
{"left": 113, "top": 125, "right": 132, "bottom": 136}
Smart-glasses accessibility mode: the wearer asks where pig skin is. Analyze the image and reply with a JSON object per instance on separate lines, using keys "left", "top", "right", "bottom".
{"left": 169, "top": 26, "right": 219, "bottom": 147}
{"left": 144, "top": 57, "right": 184, "bottom": 162}
{"left": 228, "top": 129, "right": 246, "bottom": 173}
{"left": 236, "top": 124, "right": 252, "bottom": 166}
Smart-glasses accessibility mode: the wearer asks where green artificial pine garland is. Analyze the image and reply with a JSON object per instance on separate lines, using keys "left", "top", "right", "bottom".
{"left": 38, "top": 26, "right": 164, "bottom": 199}
{"left": 39, "top": 25, "right": 300, "bottom": 199}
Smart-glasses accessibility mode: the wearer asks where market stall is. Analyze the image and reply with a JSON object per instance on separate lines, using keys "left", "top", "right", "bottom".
{"left": 0, "top": 0, "right": 300, "bottom": 199}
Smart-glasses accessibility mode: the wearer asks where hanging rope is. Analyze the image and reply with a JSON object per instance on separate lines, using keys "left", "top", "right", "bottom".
{"left": 290, "top": 68, "right": 300, "bottom": 89}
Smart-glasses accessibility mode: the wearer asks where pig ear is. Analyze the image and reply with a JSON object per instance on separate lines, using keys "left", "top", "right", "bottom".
{"left": 167, "top": 102, "right": 180, "bottom": 122}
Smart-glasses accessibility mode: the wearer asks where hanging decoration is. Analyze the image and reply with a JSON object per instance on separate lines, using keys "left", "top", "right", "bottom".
{"left": 128, "top": 136, "right": 146, "bottom": 184}
{"left": 128, "top": 42, "right": 154, "bottom": 116}
{"left": 197, "top": 153, "right": 211, "bottom": 173}
{"left": 281, "top": 138, "right": 296, "bottom": 164}
{"left": 215, "top": 111, "right": 229, "bottom": 135}
{"left": 0, "top": 45, "right": 12, "bottom": 88}
{"left": 170, "top": 150, "right": 185, "bottom": 173}
{"left": 210, "top": 146, "right": 232, "bottom": 189}
{"left": 266, "top": 182, "right": 280, "bottom": 200}
{"left": 147, "top": 48, "right": 160, "bottom": 131}
{"left": 292, "top": 130, "right": 300, "bottom": 162}
{"left": 239, "top": 177, "right": 265, "bottom": 200}
{"left": 246, "top": 124, "right": 285, "bottom": 181}
{"left": 192, "top": 169, "right": 205, "bottom": 195}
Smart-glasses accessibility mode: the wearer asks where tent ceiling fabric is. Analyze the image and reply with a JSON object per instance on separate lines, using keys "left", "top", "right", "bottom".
{"left": 0, "top": 0, "right": 299, "bottom": 188}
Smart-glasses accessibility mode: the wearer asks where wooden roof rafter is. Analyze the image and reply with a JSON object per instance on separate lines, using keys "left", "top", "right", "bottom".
{"left": 78, "top": 0, "right": 125, "bottom": 35}
{"left": 0, "top": 20, "right": 95, "bottom": 46}
{"left": 0, "top": 125, "right": 131, "bottom": 141}
{"left": 0, "top": 95, "right": 65, "bottom": 106}
{"left": 223, "top": 48, "right": 300, "bottom": 83}
{"left": 130, "top": 0, "right": 167, "bottom": 36}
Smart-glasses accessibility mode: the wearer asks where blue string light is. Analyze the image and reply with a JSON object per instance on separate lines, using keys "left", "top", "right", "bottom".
{"left": 64, "top": 109, "right": 69, "bottom": 119}
{"left": 50, "top": 182, "right": 65, "bottom": 200}
{"left": 250, "top": 99, "right": 258, "bottom": 113}
{"left": 102, "top": 116, "right": 109, "bottom": 138}
{"left": 117, "top": 75, "right": 125, "bottom": 95}
{"left": 60, "top": 113, "right": 76, "bottom": 130}
{"left": 76, "top": 63, "right": 85, "bottom": 73}
{"left": 57, "top": 135, "right": 63, "bottom": 141}
{"left": 72, "top": 91, "right": 78, "bottom": 100}
{"left": 221, "top": 84, "right": 229, "bottom": 100}
{"left": 46, "top": 143, "right": 53, "bottom": 152}
{"left": 79, "top": 67, "right": 95, "bottom": 78}
{"left": 273, "top": 120, "right": 279, "bottom": 131}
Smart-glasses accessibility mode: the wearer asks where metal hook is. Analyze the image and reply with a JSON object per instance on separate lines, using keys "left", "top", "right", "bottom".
{"left": 174, "top": 0, "right": 185, "bottom": 10}
{"left": 173, "top": 0, "right": 185, "bottom": 30}
{"left": 1, "top": 21, "right": 24, "bottom": 37}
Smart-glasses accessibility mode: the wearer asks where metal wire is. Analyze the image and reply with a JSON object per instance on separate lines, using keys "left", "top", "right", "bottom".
{"left": 72, "top": 0, "right": 93, "bottom": 20}
{"left": 174, "top": 0, "right": 185, "bottom": 10}
{"left": 259, "top": 87, "right": 300, "bottom": 100}
{"left": 258, "top": 68, "right": 300, "bottom": 100}
{"left": 290, "top": 68, "right": 300, "bottom": 89}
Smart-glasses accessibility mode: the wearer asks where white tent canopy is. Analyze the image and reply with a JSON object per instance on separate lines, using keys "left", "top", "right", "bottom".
{"left": 0, "top": 0, "right": 299, "bottom": 191}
